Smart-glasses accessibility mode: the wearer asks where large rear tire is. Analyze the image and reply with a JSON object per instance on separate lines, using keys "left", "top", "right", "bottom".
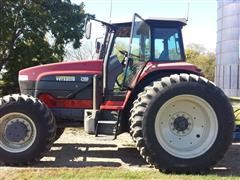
{"left": 130, "top": 74, "right": 234, "bottom": 173}
{"left": 0, "top": 94, "right": 56, "bottom": 165}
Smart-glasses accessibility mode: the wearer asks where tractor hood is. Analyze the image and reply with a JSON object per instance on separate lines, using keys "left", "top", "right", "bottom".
{"left": 19, "top": 60, "right": 103, "bottom": 81}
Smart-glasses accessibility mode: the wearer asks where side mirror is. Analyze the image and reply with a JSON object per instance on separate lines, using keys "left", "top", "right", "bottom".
{"left": 85, "top": 22, "right": 92, "bottom": 39}
{"left": 95, "top": 41, "right": 101, "bottom": 53}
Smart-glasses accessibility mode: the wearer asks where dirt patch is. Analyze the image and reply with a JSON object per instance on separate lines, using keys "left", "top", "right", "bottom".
{"left": 1, "top": 128, "right": 240, "bottom": 176}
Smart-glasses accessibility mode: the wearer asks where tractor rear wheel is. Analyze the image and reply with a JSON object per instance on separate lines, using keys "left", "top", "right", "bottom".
{"left": 130, "top": 74, "right": 234, "bottom": 173}
{"left": 0, "top": 94, "right": 56, "bottom": 165}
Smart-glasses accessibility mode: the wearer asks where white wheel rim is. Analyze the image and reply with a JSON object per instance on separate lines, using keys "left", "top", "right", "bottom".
{"left": 0, "top": 113, "right": 37, "bottom": 153}
{"left": 155, "top": 95, "right": 218, "bottom": 159}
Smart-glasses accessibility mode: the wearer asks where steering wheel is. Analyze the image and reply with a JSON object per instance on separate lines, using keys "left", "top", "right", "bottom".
{"left": 118, "top": 49, "right": 140, "bottom": 67}
{"left": 118, "top": 49, "right": 128, "bottom": 56}
{"left": 118, "top": 49, "right": 128, "bottom": 67}
{"left": 118, "top": 49, "right": 140, "bottom": 58}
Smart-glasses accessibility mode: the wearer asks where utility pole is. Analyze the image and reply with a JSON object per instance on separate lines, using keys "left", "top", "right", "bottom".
{"left": 186, "top": 1, "right": 190, "bottom": 22}
{"left": 109, "top": 0, "right": 112, "bottom": 23}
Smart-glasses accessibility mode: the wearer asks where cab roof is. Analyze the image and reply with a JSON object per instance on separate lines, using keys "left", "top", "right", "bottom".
{"left": 112, "top": 18, "right": 187, "bottom": 28}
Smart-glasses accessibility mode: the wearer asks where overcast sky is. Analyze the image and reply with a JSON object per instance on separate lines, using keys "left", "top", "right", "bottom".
{"left": 72, "top": 0, "right": 217, "bottom": 51}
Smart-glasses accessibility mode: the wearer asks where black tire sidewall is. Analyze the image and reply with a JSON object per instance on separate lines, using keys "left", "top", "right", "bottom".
{"left": 142, "top": 81, "right": 234, "bottom": 170}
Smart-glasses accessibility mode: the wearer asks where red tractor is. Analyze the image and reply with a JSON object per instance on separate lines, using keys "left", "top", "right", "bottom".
{"left": 0, "top": 14, "right": 234, "bottom": 173}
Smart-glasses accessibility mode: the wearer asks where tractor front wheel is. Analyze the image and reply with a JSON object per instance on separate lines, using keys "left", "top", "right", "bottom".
{"left": 0, "top": 94, "right": 56, "bottom": 165}
{"left": 130, "top": 74, "right": 234, "bottom": 173}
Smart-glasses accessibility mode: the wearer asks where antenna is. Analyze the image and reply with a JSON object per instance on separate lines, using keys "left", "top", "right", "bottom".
{"left": 186, "top": 1, "right": 190, "bottom": 22}
{"left": 109, "top": 0, "right": 113, "bottom": 23}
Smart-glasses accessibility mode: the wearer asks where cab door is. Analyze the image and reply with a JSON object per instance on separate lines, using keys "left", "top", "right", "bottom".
{"left": 122, "top": 13, "right": 151, "bottom": 89}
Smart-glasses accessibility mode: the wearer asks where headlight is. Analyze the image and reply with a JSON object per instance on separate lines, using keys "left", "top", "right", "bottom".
{"left": 18, "top": 75, "right": 28, "bottom": 81}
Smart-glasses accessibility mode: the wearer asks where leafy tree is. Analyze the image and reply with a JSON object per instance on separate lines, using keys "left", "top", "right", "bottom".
{"left": 65, "top": 40, "right": 97, "bottom": 61}
{"left": 185, "top": 43, "right": 215, "bottom": 81}
{"left": 0, "top": 0, "right": 85, "bottom": 94}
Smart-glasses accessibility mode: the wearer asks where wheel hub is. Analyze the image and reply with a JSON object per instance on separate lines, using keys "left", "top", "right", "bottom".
{"left": 169, "top": 113, "right": 192, "bottom": 136}
{"left": 5, "top": 120, "right": 28, "bottom": 142}
{"left": 173, "top": 116, "right": 189, "bottom": 132}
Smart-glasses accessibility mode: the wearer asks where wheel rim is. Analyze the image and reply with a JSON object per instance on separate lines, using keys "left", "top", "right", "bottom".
{"left": 155, "top": 95, "right": 218, "bottom": 159}
{"left": 0, "top": 113, "right": 37, "bottom": 153}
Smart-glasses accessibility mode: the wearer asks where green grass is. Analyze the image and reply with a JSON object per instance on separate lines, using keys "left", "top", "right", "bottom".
{"left": 0, "top": 167, "right": 238, "bottom": 180}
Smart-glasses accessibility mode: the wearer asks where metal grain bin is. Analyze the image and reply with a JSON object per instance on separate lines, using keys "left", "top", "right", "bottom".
{"left": 216, "top": 0, "right": 240, "bottom": 96}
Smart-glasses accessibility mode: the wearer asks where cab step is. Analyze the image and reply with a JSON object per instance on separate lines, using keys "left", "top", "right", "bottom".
{"left": 95, "top": 120, "right": 118, "bottom": 140}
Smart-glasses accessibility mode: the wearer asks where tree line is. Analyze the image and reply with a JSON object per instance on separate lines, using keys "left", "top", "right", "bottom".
{"left": 0, "top": 0, "right": 85, "bottom": 94}
{"left": 185, "top": 43, "right": 215, "bottom": 82}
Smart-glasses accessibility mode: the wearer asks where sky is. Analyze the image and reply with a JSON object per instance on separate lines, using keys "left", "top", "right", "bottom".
{"left": 72, "top": 0, "right": 217, "bottom": 51}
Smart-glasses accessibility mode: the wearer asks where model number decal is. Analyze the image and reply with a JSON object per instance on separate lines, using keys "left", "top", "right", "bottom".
{"left": 80, "top": 76, "right": 89, "bottom": 82}
{"left": 56, "top": 76, "right": 76, "bottom": 82}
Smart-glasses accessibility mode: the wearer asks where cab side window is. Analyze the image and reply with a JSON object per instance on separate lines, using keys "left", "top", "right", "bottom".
{"left": 154, "top": 28, "right": 183, "bottom": 61}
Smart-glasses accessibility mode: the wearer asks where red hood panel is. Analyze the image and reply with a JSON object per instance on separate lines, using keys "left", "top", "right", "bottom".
{"left": 19, "top": 60, "right": 103, "bottom": 81}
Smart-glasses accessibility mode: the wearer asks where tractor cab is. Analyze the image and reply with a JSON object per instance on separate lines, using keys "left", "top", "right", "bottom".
{"left": 85, "top": 13, "right": 189, "bottom": 97}
{"left": 111, "top": 15, "right": 186, "bottom": 89}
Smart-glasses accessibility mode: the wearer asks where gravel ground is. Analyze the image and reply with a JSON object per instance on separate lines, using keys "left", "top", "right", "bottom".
{"left": 1, "top": 128, "right": 240, "bottom": 176}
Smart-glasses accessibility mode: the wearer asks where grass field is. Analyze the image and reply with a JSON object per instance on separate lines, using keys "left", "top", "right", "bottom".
{"left": 0, "top": 167, "right": 239, "bottom": 180}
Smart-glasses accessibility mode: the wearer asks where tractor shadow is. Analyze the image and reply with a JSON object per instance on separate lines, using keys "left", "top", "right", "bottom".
{"left": 35, "top": 142, "right": 240, "bottom": 177}
{"left": 2, "top": 127, "right": 240, "bottom": 176}
{"left": 212, "top": 143, "right": 240, "bottom": 176}
{"left": 35, "top": 142, "right": 148, "bottom": 168}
